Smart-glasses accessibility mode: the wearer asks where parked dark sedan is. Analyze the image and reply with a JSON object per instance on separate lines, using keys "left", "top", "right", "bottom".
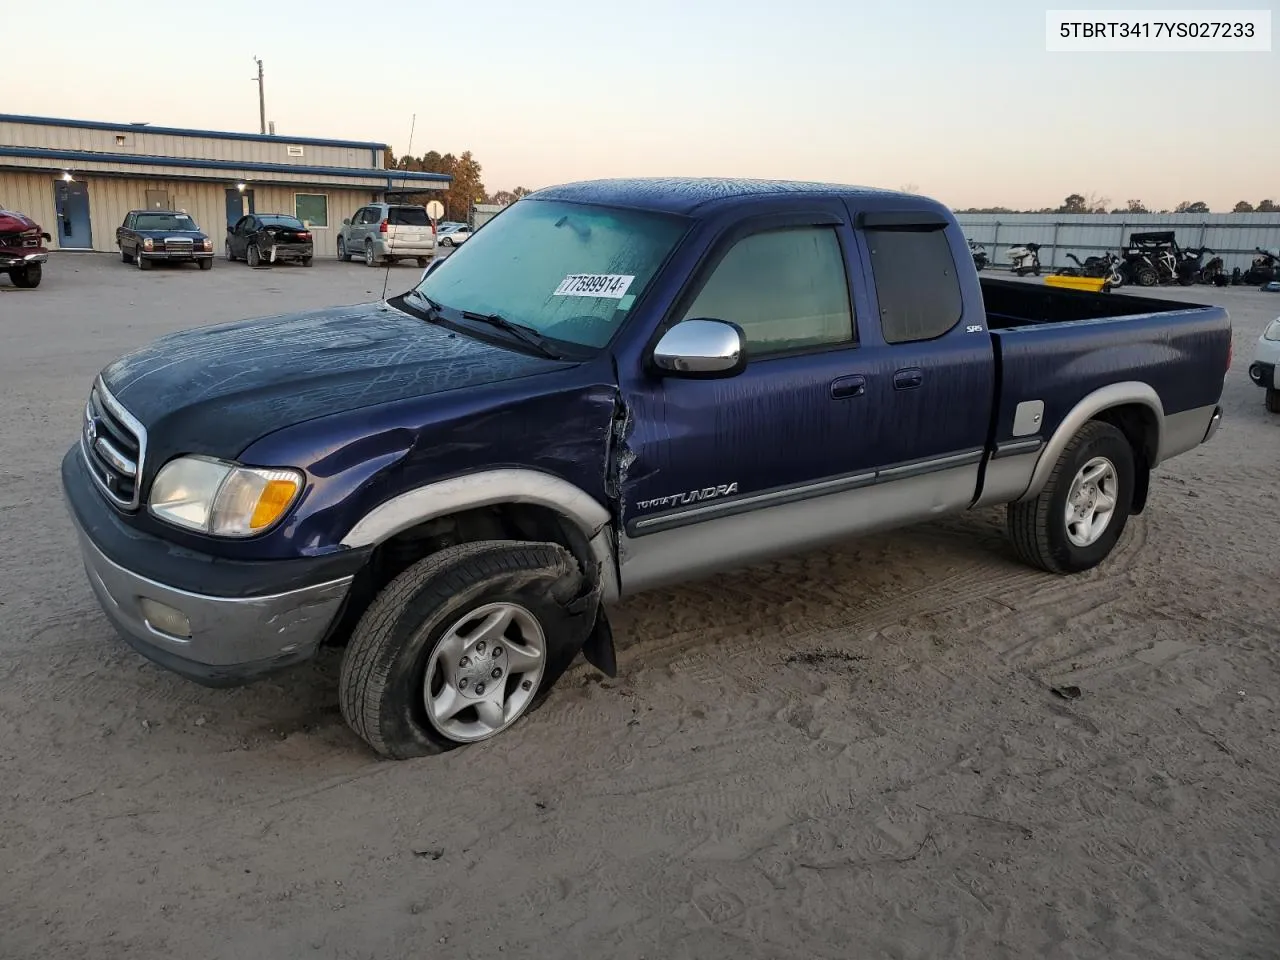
{"left": 117, "top": 210, "right": 214, "bottom": 270}
{"left": 225, "top": 214, "right": 314, "bottom": 267}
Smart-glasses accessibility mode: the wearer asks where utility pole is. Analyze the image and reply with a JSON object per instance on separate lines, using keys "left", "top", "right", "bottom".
{"left": 252, "top": 57, "right": 266, "bottom": 135}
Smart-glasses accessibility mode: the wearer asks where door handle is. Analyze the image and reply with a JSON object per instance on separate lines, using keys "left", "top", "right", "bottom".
{"left": 830, "top": 375, "right": 866, "bottom": 399}
{"left": 893, "top": 368, "right": 924, "bottom": 390}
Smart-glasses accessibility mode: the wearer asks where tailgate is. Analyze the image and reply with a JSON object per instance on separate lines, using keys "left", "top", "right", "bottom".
{"left": 387, "top": 206, "right": 432, "bottom": 242}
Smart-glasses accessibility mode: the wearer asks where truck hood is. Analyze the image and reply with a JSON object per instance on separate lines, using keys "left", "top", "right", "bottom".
{"left": 99, "top": 301, "right": 573, "bottom": 463}
{"left": 0, "top": 208, "right": 48, "bottom": 245}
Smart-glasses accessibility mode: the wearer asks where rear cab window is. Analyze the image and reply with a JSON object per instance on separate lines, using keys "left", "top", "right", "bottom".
{"left": 861, "top": 216, "right": 963, "bottom": 344}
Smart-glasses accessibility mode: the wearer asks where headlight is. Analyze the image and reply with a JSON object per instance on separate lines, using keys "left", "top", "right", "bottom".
{"left": 142, "top": 237, "right": 154, "bottom": 251}
{"left": 1264, "top": 318, "right": 1280, "bottom": 342}
{"left": 202, "top": 238, "right": 213, "bottom": 251}
{"left": 149, "top": 455, "right": 303, "bottom": 537}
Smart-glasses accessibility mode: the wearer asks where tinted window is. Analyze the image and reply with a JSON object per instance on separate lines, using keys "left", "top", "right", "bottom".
{"left": 865, "top": 228, "right": 963, "bottom": 344}
{"left": 680, "top": 227, "right": 853, "bottom": 354}
{"left": 362, "top": 208, "right": 381, "bottom": 224}
{"left": 389, "top": 206, "right": 430, "bottom": 226}
{"left": 259, "top": 215, "right": 305, "bottom": 229}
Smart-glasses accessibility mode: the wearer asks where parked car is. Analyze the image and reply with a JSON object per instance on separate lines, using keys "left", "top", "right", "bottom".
{"left": 437, "top": 224, "right": 471, "bottom": 246}
{"left": 61, "top": 178, "right": 1230, "bottom": 760}
{"left": 1248, "top": 316, "right": 1280, "bottom": 412}
{"left": 116, "top": 210, "right": 214, "bottom": 271}
{"left": 0, "top": 205, "right": 51, "bottom": 288}
{"left": 225, "top": 214, "right": 314, "bottom": 267}
{"left": 337, "top": 203, "right": 435, "bottom": 267}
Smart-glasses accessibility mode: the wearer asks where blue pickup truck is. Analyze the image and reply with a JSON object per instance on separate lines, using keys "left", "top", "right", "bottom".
{"left": 62, "top": 178, "right": 1231, "bottom": 758}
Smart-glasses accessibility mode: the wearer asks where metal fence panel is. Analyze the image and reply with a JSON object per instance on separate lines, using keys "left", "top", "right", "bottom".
{"left": 955, "top": 213, "right": 1280, "bottom": 272}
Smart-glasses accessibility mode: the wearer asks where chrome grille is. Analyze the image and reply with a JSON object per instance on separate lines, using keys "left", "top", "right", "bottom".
{"left": 81, "top": 377, "right": 147, "bottom": 510}
{"left": 163, "top": 236, "right": 194, "bottom": 252}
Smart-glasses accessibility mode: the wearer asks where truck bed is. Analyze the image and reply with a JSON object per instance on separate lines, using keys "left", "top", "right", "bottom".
{"left": 979, "top": 278, "right": 1231, "bottom": 496}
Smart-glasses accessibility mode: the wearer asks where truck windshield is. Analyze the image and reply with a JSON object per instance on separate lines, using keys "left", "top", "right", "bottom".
{"left": 412, "top": 199, "right": 689, "bottom": 350}
{"left": 136, "top": 213, "right": 197, "bottom": 231}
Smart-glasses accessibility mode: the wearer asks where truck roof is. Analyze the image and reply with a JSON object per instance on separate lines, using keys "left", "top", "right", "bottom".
{"left": 529, "top": 177, "right": 936, "bottom": 217}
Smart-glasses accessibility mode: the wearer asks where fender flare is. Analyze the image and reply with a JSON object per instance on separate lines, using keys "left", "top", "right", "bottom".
{"left": 1018, "top": 381, "right": 1164, "bottom": 502}
{"left": 339, "top": 469, "right": 619, "bottom": 600}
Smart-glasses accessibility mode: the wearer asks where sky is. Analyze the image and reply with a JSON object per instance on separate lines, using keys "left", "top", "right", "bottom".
{"left": 6, "top": 0, "right": 1275, "bottom": 211}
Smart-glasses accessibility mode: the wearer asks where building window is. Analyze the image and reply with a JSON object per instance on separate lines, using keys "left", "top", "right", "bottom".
{"left": 294, "top": 193, "right": 329, "bottom": 228}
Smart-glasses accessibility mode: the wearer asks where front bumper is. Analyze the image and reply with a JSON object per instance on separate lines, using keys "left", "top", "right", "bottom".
{"left": 1249, "top": 361, "right": 1275, "bottom": 390}
{"left": 139, "top": 249, "right": 214, "bottom": 261}
{"left": 0, "top": 250, "right": 49, "bottom": 267}
{"left": 61, "top": 445, "right": 363, "bottom": 687}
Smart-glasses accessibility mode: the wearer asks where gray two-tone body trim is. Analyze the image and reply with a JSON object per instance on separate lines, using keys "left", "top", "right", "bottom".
{"left": 628, "top": 448, "right": 984, "bottom": 537}
{"left": 339, "top": 469, "right": 619, "bottom": 602}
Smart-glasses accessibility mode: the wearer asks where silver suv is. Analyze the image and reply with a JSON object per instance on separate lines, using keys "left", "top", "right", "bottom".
{"left": 337, "top": 203, "right": 436, "bottom": 267}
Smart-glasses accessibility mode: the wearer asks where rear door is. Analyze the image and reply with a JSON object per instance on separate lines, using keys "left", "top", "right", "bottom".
{"left": 388, "top": 205, "right": 430, "bottom": 245}
{"left": 846, "top": 207, "right": 996, "bottom": 498}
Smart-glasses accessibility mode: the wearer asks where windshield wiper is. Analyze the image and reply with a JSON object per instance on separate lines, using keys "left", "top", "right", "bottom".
{"left": 401, "top": 288, "right": 444, "bottom": 323}
{"left": 459, "top": 310, "right": 564, "bottom": 360}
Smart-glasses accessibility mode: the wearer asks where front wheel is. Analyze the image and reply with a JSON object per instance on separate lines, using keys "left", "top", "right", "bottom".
{"left": 10, "top": 263, "right": 42, "bottom": 288}
{"left": 302, "top": 256, "right": 313, "bottom": 267}
{"left": 1006, "top": 420, "right": 1135, "bottom": 575}
{"left": 1136, "top": 267, "right": 1158, "bottom": 287}
{"left": 136, "top": 250, "right": 151, "bottom": 270}
{"left": 198, "top": 257, "right": 213, "bottom": 271}
{"left": 247, "top": 244, "right": 262, "bottom": 268}
{"left": 1266, "top": 388, "right": 1280, "bottom": 413}
{"left": 339, "top": 541, "right": 591, "bottom": 759}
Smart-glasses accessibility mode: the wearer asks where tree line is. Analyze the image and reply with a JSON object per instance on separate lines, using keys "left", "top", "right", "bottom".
{"left": 957, "top": 193, "right": 1278, "bottom": 215}
{"left": 384, "top": 148, "right": 533, "bottom": 220}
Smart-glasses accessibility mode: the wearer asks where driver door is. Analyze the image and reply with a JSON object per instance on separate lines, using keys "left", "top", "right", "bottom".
{"left": 615, "top": 206, "right": 880, "bottom": 594}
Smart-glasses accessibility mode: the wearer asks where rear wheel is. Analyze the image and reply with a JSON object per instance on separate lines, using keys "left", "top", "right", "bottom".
{"left": 441, "top": 237, "right": 454, "bottom": 247}
{"left": 339, "top": 541, "right": 590, "bottom": 759}
{"left": 1266, "top": 388, "right": 1280, "bottom": 413}
{"left": 364, "top": 241, "right": 378, "bottom": 267}
{"left": 1136, "top": 267, "right": 1158, "bottom": 287}
{"left": 417, "top": 257, "right": 429, "bottom": 268}
{"left": 10, "top": 263, "right": 42, "bottom": 288}
{"left": 1006, "top": 420, "right": 1135, "bottom": 575}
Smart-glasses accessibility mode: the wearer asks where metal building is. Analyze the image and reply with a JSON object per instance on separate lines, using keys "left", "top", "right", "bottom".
{"left": 0, "top": 113, "right": 451, "bottom": 260}
{"left": 955, "top": 212, "right": 1280, "bottom": 273}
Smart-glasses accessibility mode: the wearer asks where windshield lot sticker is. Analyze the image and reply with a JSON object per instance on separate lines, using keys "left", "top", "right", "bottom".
{"left": 554, "top": 274, "right": 635, "bottom": 298}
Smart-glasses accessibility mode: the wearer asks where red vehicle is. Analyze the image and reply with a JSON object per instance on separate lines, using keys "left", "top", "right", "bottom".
{"left": 0, "top": 206, "right": 51, "bottom": 288}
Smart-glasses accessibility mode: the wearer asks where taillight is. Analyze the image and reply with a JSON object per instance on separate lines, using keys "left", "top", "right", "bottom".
{"left": 298, "top": 232, "right": 311, "bottom": 240}
{"left": 379, "top": 219, "right": 389, "bottom": 233}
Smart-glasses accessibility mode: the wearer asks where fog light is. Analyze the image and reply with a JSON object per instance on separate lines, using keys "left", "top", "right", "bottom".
{"left": 138, "top": 598, "right": 192, "bottom": 639}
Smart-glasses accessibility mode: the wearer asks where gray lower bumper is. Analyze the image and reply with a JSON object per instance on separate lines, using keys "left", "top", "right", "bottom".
{"left": 75, "top": 529, "right": 352, "bottom": 686}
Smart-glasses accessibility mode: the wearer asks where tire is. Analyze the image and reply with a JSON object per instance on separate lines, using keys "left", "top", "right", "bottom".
{"left": 225, "top": 241, "right": 235, "bottom": 261}
{"left": 417, "top": 257, "right": 429, "bottom": 268}
{"left": 1136, "top": 267, "right": 1157, "bottom": 287}
{"left": 136, "top": 251, "right": 151, "bottom": 270}
{"left": 1033, "top": 265, "right": 1041, "bottom": 276}
{"left": 364, "top": 241, "right": 378, "bottom": 267}
{"left": 302, "top": 256, "right": 313, "bottom": 267}
{"left": 1006, "top": 420, "right": 1135, "bottom": 575}
{"left": 10, "top": 263, "right": 42, "bottom": 288}
{"left": 337, "top": 237, "right": 351, "bottom": 262}
{"left": 247, "top": 244, "right": 261, "bottom": 268}
{"left": 198, "top": 257, "right": 212, "bottom": 271}
{"left": 121, "top": 248, "right": 132, "bottom": 263}
{"left": 1266, "top": 388, "right": 1280, "bottom": 414}
{"left": 441, "top": 237, "right": 454, "bottom": 247}
{"left": 339, "top": 540, "right": 590, "bottom": 759}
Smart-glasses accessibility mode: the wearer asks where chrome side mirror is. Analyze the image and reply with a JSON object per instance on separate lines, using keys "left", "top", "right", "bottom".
{"left": 652, "top": 319, "right": 746, "bottom": 377}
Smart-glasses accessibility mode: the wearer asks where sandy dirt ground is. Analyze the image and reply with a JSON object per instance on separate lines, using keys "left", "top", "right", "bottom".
{"left": 1, "top": 254, "right": 1278, "bottom": 960}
